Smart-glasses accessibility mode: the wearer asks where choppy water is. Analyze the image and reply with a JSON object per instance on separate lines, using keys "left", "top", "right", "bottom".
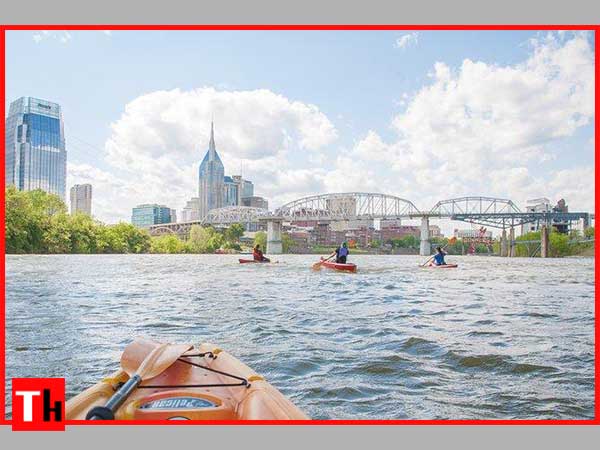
{"left": 5, "top": 254, "right": 595, "bottom": 420}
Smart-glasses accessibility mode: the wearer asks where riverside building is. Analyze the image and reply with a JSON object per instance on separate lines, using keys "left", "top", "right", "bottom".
{"left": 132, "top": 204, "right": 173, "bottom": 228}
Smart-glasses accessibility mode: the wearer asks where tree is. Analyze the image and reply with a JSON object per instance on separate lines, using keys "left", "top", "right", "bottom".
{"left": 68, "top": 213, "right": 102, "bottom": 253}
{"left": 5, "top": 187, "right": 153, "bottom": 254}
{"left": 188, "top": 225, "right": 224, "bottom": 253}
{"left": 549, "top": 232, "right": 570, "bottom": 257}
{"left": 151, "top": 234, "right": 186, "bottom": 253}
{"left": 282, "top": 232, "right": 295, "bottom": 253}
{"left": 584, "top": 227, "right": 595, "bottom": 239}
{"left": 224, "top": 223, "right": 244, "bottom": 244}
{"left": 5, "top": 186, "right": 33, "bottom": 253}
{"left": 44, "top": 213, "right": 72, "bottom": 253}
{"left": 515, "top": 231, "right": 541, "bottom": 257}
{"left": 253, "top": 231, "right": 267, "bottom": 250}
{"left": 104, "top": 223, "right": 151, "bottom": 253}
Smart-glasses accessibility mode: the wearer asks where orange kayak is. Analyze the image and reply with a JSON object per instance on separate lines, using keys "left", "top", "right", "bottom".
{"left": 66, "top": 339, "right": 308, "bottom": 421}
{"left": 320, "top": 257, "right": 357, "bottom": 273}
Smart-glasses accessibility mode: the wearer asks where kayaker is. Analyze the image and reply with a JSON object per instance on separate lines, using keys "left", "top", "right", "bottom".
{"left": 253, "top": 244, "right": 270, "bottom": 263}
{"left": 432, "top": 246, "right": 447, "bottom": 266}
{"left": 333, "top": 241, "right": 349, "bottom": 264}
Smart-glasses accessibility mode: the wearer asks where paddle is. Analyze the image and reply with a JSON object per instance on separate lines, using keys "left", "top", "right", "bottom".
{"left": 312, "top": 253, "right": 335, "bottom": 270}
{"left": 419, "top": 237, "right": 457, "bottom": 267}
{"left": 85, "top": 339, "right": 192, "bottom": 420}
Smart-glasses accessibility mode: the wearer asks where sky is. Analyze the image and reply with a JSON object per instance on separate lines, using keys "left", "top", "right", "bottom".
{"left": 5, "top": 29, "right": 596, "bottom": 233}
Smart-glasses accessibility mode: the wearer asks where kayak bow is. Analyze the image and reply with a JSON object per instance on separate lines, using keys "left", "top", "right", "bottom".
{"left": 66, "top": 339, "right": 308, "bottom": 421}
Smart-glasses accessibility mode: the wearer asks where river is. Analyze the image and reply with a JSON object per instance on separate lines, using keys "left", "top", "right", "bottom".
{"left": 4, "top": 254, "right": 595, "bottom": 420}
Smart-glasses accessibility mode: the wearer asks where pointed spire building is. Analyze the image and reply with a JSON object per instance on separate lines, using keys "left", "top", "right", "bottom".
{"left": 198, "top": 121, "right": 225, "bottom": 218}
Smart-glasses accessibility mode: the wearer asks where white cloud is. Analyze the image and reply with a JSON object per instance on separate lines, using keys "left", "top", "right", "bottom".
{"left": 84, "top": 87, "right": 337, "bottom": 222}
{"left": 102, "top": 30, "right": 112, "bottom": 37}
{"left": 32, "top": 30, "right": 72, "bottom": 44}
{"left": 74, "top": 32, "right": 594, "bottom": 226}
{"left": 352, "top": 31, "right": 594, "bottom": 213}
{"left": 395, "top": 32, "right": 419, "bottom": 50}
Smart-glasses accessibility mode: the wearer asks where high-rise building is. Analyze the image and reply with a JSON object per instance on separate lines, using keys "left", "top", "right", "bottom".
{"left": 169, "top": 208, "right": 178, "bottom": 224}
{"left": 232, "top": 175, "right": 254, "bottom": 203}
{"left": 131, "top": 204, "right": 173, "bottom": 228}
{"left": 198, "top": 122, "right": 224, "bottom": 218}
{"left": 241, "top": 196, "right": 269, "bottom": 210}
{"left": 181, "top": 197, "right": 201, "bottom": 222}
{"left": 5, "top": 97, "right": 67, "bottom": 199}
{"left": 70, "top": 183, "right": 92, "bottom": 215}
{"left": 223, "top": 176, "right": 239, "bottom": 207}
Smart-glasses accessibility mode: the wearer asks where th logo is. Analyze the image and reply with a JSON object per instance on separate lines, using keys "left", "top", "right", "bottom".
{"left": 12, "top": 378, "right": 65, "bottom": 431}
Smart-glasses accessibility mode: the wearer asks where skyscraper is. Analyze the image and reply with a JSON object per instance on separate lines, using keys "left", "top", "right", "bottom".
{"left": 70, "top": 183, "right": 92, "bottom": 215}
{"left": 198, "top": 122, "right": 224, "bottom": 218}
{"left": 223, "top": 176, "right": 239, "bottom": 207}
{"left": 181, "top": 197, "right": 201, "bottom": 222}
{"left": 5, "top": 97, "right": 67, "bottom": 199}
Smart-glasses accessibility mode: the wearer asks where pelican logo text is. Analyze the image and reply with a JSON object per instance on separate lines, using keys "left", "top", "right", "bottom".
{"left": 12, "top": 378, "right": 65, "bottom": 431}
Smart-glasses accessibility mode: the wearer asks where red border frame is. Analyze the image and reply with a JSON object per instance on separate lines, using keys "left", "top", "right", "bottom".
{"left": 0, "top": 24, "right": 598, "bottom": 427}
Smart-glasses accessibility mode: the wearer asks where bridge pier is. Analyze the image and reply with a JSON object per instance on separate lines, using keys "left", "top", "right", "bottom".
{"left": 540, "top": 225, "right": 549, "bottom": 258}
{"left": 500, "top": 229, "right": 508, "bottom": 257}
{"left": 509, "top": 227, "right": 515, "bottom": 257}
{"left": 266, "top": 219, "right": 283, "bottom": 254}
{"left": 419, "top": 216, "right": 430, "bottom": 256}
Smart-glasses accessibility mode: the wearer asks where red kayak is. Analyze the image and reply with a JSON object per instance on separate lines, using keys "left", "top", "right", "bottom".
{"left": 239, "top": 258, "right": 270, "bottom": 264}
{"left": 319, "top": 257, "right": 357, "bottom": 273}
{"left": 423, "top": 263, "right": 458, "bottom": 269}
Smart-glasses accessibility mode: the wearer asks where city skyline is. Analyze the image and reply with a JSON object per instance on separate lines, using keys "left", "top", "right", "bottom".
{"left": 4, "top": 30, "right": 595, "bottom": 231}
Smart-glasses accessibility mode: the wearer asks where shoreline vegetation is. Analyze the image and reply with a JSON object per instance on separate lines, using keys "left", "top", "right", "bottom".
{"left": 5, "top": 187, "right": 594, "bottom": 257}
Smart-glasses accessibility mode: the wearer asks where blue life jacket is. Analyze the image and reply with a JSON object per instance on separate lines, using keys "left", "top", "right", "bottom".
{"left": 433, "top": 253, "right": 445, "bottom": 265}
{"left": 338, "top": 246, "right": 349, "bottom": 257}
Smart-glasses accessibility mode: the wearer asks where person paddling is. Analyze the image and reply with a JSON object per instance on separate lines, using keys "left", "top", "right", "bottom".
{"left": 332, "top": 241, "right": 349, "bottom": 264}
{"left": 253, "top": 244, "right": 270, "bottom": 263}
{"left": 432, "top": 246, "right": 447, "bottom": 266}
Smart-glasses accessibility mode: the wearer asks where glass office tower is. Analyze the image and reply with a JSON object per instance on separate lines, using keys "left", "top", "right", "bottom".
{"left": 198, "top": 121, "right": 225, "bottom": 218}
{"left": 5, "top": 97, "right": 67, "bottom": 199}
{"left": 131, "top": 204, "right": 173, "bottom": 228}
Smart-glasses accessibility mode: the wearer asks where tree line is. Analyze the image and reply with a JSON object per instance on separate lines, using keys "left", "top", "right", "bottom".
{"left": 5, "top": 187, "right": 245, "bottom": 254}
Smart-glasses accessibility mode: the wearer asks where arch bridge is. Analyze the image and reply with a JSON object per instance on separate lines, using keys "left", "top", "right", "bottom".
{"left": 274, "top": 192, "right": 421, "bottom": 220}
{"left": 148, "top": 206, "right": 270, "bottom": 239}
{"left": 149, "top": 194, "right": 590, "bottom": 256}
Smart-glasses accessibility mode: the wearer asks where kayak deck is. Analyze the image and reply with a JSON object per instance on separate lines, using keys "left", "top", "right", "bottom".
{"left": 320, "top": 258, "right": 357, "bottom": 273}
{"left": 66, "top": 340, "right": 308, "bottom": 421}
{"left": 239, "top": 258, "right": 267, "bottom": 264}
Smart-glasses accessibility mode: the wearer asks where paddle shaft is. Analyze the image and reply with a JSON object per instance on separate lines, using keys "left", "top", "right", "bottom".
{"left": 315, "top": 253, "right": 335, "bottom": 268}
{"left": 86, "top": 374, "right": 142, "bottom": 420}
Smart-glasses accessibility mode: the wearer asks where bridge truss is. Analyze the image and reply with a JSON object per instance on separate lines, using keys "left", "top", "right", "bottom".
{"left": 274, "top": 192, "right": 421, "bottom": 220}
{"left": 148, "top": 194, "right": 590, "bottom": 237}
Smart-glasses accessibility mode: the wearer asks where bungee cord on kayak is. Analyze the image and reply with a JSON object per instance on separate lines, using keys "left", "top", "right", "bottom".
{"left": 70, "top": 339, "right": 309, "bottom": 421}
{"left": 139, "top": 354, "right": 252, "bottom": 389}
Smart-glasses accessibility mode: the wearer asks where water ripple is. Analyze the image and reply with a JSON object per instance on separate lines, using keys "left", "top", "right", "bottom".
{"left": 4, "top": 254, "right": 595, "bottom": 420}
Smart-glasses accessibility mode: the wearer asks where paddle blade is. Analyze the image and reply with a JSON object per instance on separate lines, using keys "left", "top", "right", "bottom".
{"left": 121, "top": 338, "right": 192, "bottom": 380}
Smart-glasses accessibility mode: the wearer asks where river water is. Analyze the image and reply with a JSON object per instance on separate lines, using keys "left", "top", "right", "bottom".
{"left": 4, "top": 254, "right": 595, "bottom": 420}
